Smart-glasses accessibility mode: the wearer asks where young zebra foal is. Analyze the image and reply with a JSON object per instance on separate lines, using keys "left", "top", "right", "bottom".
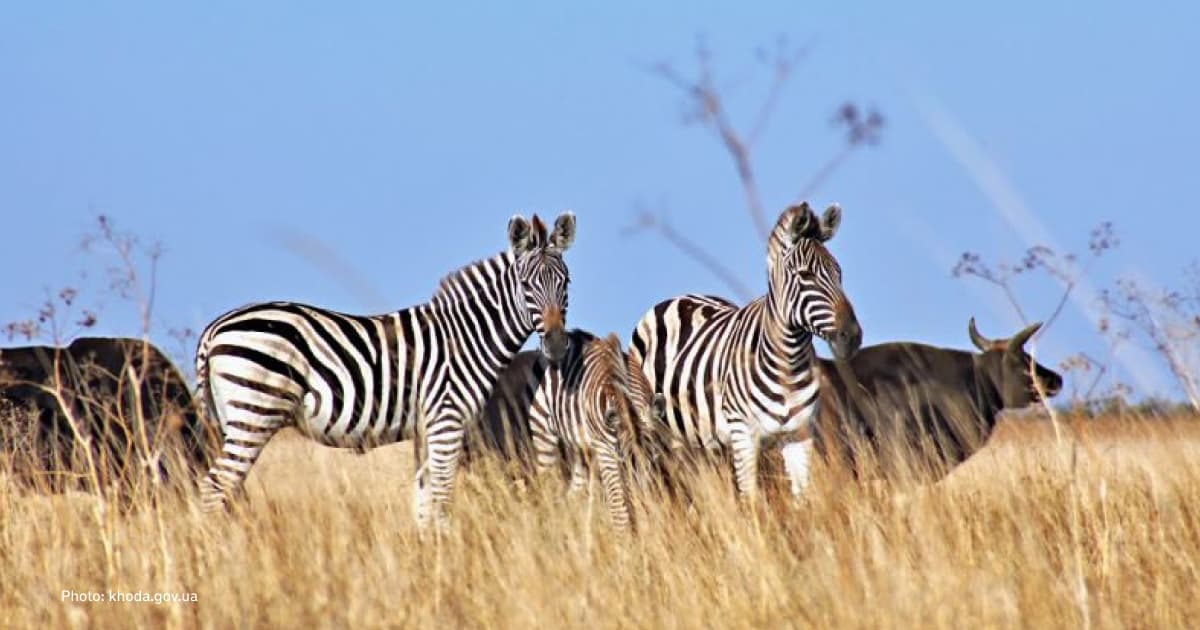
{"left": 195, "top": 212, "right": 575, "bottom": 529}
{"left": 472, "top": 329, "right": 665, "bottom": 531}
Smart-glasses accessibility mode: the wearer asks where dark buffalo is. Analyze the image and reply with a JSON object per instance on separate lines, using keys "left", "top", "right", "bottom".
{"left": 807, "top": 318, "right": 1063, "bottom": 485}
{"left": 0, "top": 337, "right": 213, "bottom": 496}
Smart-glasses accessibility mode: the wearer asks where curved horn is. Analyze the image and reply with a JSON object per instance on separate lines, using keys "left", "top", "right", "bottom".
{"left": 967, "top": 317, "right": 993, "bottom": 351}
{"left": 1007, "top": 322, "right": 1043, "bottom": 354}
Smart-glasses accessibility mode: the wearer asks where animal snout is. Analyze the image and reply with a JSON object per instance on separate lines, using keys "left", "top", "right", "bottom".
{"left": 1041, "top": 371, "right": 1064, "bottom": 397}
{"left": 540, "top": 327, "right": 569, "bottom": 363}
{"left": 828, "top": 312, "right": 862, "bottom": 361}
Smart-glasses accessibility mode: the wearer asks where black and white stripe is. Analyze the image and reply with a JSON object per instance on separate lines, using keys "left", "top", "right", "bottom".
{"left": 196, "top": 212, "right": 576, "bottom": 528}
{"left": 470, "top": 330, "right": 663, "bottom": 531}
{"left": 628, "top": 203, "right": 861, "bottom": 498}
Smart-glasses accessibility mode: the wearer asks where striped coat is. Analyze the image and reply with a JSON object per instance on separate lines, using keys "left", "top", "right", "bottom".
{"left": 196, "top": 212, "right": 576, "bottom": 528}
{"left": 470, "top": 329, "right": 670, "bottom": 530}
{"left": 628, "top": 204, "right": 862, "bottom": 498}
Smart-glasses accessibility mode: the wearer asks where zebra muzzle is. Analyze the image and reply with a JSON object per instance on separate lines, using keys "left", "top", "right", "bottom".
{"left": 539, "top": 308, "right": 569, "bottom": 363}
{"left": 828, "top": 305, "right": 862, "bottom": 360}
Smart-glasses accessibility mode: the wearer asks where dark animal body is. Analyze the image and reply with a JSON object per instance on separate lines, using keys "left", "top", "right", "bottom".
{"left": 810, "top": 319, "right": 1063, "bottom": 483}
{"left": 0, "top": 337, "right": 212, "bottom": 494}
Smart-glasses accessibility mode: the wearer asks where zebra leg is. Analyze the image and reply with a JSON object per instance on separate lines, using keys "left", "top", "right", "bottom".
{"left": 780, "top": 439, "right": 814, "bottom": 499}
{"left": 199, "top": 417, "right": 284, "bottom": 512}
{"left": 566, "top": 453, "right": 587, "bottom": 495}
{"left": 594, "top": 440, "right": 633, "bottom": 532}
{"left": 727, "top": 419, "right": 760, "bottom": 499}
{"left": 413, "top": 411, "right": 465, "bottom": 530}
{"left": 532, "top": 427, "right": 563, "bottom": 482}
{"left": 198, "top": 351, "right": 300, "bottom": 513}
{"left": 412, "top": 423, "right": 429, "bottom": 527}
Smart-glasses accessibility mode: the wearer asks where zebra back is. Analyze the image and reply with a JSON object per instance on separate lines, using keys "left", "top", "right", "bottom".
{"left": 470, "top": 330, "right": 664, "bottom": 474}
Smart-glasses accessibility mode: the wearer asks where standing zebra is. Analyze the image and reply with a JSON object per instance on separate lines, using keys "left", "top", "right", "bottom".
{"left": 195, "top": 212, "right": 575, "bottom": 528}
{"left": 469, "top": 329, "right": 669, "bottom": 531}
{"left": 628, "top": 203, "right": 861, "bottom": 499}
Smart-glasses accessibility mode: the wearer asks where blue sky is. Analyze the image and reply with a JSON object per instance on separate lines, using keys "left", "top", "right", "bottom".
{"left": 2, "top": 3, "right": 1197, "bottom": 399}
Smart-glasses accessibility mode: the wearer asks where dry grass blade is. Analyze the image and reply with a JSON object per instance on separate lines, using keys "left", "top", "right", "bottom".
{"left": 3, "top": 417, "right": 1199, "bottom": 628}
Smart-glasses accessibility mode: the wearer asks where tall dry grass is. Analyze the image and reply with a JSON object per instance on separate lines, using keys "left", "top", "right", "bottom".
{"left": 2, "top": 416, "right": 1199, "bottom": 629}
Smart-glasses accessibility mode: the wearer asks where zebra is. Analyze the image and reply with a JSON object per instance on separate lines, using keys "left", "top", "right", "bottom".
{"left": 628, "top": 202, "right": 861, "bottom": 500}
{"left": 469, "top": 329, "right": 671, "bottom": 531}
{"left": 195, "top": 212, "right": 575, "bottom": 528}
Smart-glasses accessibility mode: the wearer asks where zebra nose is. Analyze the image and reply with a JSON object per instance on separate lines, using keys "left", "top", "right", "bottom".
{"left": 541, "top": 328, "right": 569, "bottom": 363}
{"left": 829, "top": 316, "right": 862, "bottom": 360}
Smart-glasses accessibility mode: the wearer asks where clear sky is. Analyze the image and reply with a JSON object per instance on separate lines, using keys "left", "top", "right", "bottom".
{"left": 1, "top": 3, "right": 1197, "bottom": 399}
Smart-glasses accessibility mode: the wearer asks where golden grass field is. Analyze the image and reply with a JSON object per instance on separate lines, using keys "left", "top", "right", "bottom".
{"left": 2, "top": 415, "right": 1199, "bottom": 629}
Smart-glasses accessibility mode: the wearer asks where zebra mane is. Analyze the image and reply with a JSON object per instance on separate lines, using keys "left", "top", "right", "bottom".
{"left": 586, "top": 333, "right": 631, "bottom": 398}
{"left": 429, "top": 250, "right": 514, "bottom": 305}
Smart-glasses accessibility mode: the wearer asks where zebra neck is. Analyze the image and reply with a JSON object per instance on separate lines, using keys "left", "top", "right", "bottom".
{"left": 427, "top": 251, "right": 533, "bottom": 377}
{"left": 755, "top": 297, "right": 816, "bottom": 375}
{"left": 759, "top": 325, "right": 816, "bottom": 379}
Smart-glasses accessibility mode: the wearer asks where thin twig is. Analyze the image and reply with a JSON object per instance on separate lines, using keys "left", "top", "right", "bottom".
{"left": 623, "top": 209, "right": 755, "bottom": 302}
{"left": 797, "top": 144, "right": 854, "bottom": 202}
{"left": 641, "top": 38, "right": 883, "bottom": 300}
{"left": 651, "top": 51, "right": 770, "bottom": 241}
{"left": 747, "top": 40, "right": 812, "bottom": 148}
{"left": 997, "top": 278, "right": 1030, "bottom": 325}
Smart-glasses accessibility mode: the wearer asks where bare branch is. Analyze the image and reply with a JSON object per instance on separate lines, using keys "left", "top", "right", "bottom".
{"left": 640, "top": 37, "right": 885, "bottom": 304}
{"left": 1100, "top": 276, "right": 1200, "bottom": 411}
{"left": 623, "top": 207, "right": 755, "bottom": 302}
{"left": 652, "top": 43, "right": 772, "bottom": 241}
{"left": 954, "top": 221, "right": 1119, "bottom": 337}
{"left": 952, "top": 253, "right": 1029, "bottom": 324}
{"left": 798, "top": 104, "right": 885, "bottom": 200}
{"left": 1058, "top": 351, "right": 1113, "bottom": 409}
{"left": 746, "top": 37, "right": 812, "bottom": 147}
{"left": 797, "top": 144, "right": 854, "bottom": 203}
{"left": 81, "top": 215, "right": 164, "bottom": 339}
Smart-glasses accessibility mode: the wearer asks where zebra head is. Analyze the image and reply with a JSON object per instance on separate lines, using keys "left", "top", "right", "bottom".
{"left": 508, "top": 212, "right": 575, "bottom": 363}
{"left": 766, "top": 202, "right": 862, "bottom": 360}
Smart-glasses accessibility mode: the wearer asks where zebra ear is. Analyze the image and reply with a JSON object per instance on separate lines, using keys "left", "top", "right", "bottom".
{"left": 818, "top": 203, "right": 842, "bottom": 242}
{"left": 508, "top": 215, "right": 534, "bottom": 255}
{"left": 548, "top": 211, "right": 576, "bottom": 252}
{"left": 772, "top": 202, "right": 814, "bottom": 247}
{"left": 529, "top": 214, "right": 549, "bottom": 247}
